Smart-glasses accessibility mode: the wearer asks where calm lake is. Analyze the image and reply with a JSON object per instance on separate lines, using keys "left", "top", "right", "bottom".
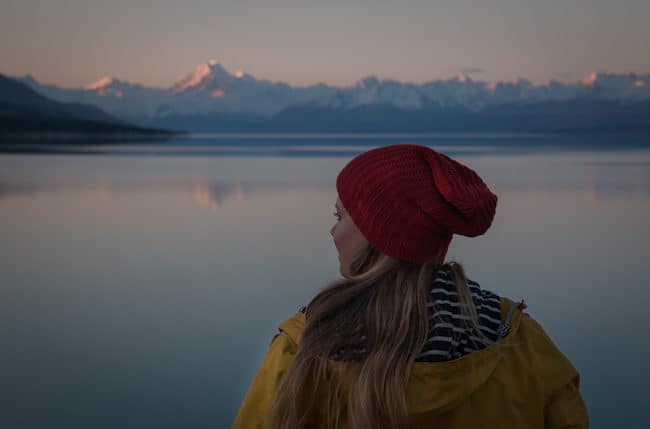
{"left": 1, "top": 133, "right": 649, "bottom": 428}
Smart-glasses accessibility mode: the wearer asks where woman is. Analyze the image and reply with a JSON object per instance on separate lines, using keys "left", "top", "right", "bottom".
{"left": 233, "top": 144, "right": 588, "bottom": 428}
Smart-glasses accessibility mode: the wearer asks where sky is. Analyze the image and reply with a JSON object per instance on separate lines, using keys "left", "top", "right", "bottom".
{"left": 1, "top": 0, "right": 649, "bottom": 89}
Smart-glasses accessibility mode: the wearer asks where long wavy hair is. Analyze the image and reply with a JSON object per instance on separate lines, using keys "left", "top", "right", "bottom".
{"left": 267, "top": 244, "right": 486, "bottom": 429}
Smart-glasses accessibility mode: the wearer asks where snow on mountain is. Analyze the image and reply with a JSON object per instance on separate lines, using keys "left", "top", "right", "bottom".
{"left": 323, "top": 76, "right": 425, "bottom": 110}
{"left": 12, "top": 62, "right": 650, "bottom": 127}
{"left": 418, "top": 75, "right": 492, "bottom": 110}
{"left": 163, "top": 60, "right": 293, "bottom": 116}
{"left": 172, "top": 59, "right": 231, "bottom": 94}
{"left": 160, "top": 59, "right": 342, "bottom": 118}
{"left": 85, "top": 76, "right": 116, "bottom": 91}
{"left": 19, "top": 75, "right": 169, "bottom": 118}
{"left": 580, "top": 72, "right": 650, "bottom": 101}
{"left": 84, "top": 76, "right": 141, "bottom": 98}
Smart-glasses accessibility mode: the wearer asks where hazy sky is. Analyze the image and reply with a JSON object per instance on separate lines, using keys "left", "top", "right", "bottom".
{"left": 1, "top": 0, "right": 649, "bottom": 88}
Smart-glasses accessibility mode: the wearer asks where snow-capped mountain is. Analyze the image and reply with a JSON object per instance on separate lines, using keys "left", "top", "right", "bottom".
{"left": 17, "top": 59, "right": 336, "bottom": 119}
{"left": 162, "top": 59, "right": 316, "bottom": 117}
{"left": 20, "top": 74, "right": 169, "bottom": 118}
{"left": 0, "top": 74, "right": 171, "bottom": 135}
{"left": 172, "top": 59, "right": 237, "bottom": 94}
{"left": 12, "top": 59, "right": 650, "bottom": 132}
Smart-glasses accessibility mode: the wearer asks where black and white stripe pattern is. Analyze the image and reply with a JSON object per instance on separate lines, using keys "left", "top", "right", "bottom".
{"left": 303, "top": 269, "right": 502, "bottom": 363}
{"left": 416, "top": 269, "right": 501, "bottom": 362}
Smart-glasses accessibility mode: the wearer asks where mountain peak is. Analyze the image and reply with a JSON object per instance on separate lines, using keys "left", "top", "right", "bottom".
{"left": 84, "top": 76, "right": 127, "bottom": 98}
{"left": 85, "top": 76, "right": 115, "bottom": 90}
{"left": 582, "top": 71, "right": 599, "bottom": 87}
{"left": 354, "top": 75, "right": 380, "bottom": 89}
{"left": 172, "top": 59, "right": 232, "bottom": 94}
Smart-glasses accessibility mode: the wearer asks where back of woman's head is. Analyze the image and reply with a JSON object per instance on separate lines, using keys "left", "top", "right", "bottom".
{"left": 335, "top": 144, "right": 497, "bottom": 264}
{"left": 268, "top": 145, "right": 497, "bottom": 428}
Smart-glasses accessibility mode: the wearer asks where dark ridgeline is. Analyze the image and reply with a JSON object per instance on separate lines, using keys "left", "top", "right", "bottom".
{"left": 144, "top": 99, "right": 650, "bottom": 134}
{"left": 0, "top": 75, "right": 179, "bottom": 139}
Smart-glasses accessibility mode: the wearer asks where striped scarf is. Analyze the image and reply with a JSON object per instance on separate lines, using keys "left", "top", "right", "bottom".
{"left": 319, "top": 269, "right": 502, "bottom": 362}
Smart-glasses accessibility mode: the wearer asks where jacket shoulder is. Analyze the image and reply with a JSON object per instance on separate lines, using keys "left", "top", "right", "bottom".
{"left": 277, "top": 310, "right": 306, "bottom": 346}
{"left": 232, "top": 318, "right": 301, "bottom": 429}
{"left": 511, "top": 304, "right": 580, "bottom": 400}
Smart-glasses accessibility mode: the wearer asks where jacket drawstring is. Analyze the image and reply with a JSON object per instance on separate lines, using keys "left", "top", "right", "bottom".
{"left": 497, "top": 300, "right": 527, "bottom": 338}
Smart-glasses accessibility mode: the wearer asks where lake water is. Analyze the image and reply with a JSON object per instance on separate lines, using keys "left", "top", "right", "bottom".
{"left": 1, "top": 133, "right": 649, "bottom": 428}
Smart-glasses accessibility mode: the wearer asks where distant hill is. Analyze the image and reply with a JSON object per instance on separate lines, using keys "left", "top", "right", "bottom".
{"left": 0, "top": 74, "right": 177, "bottom": 137}
{"left": 132, "top": 99, "right": 650, "bottom": 133}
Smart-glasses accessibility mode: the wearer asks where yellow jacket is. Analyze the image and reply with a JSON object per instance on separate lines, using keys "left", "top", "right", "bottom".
{"left": 233, "top": 297, "right": 588, "bottom": 428}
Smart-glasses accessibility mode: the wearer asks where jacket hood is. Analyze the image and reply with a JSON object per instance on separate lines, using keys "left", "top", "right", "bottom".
{"left": 278, "top": 297, "right": 522, "bottom": 417}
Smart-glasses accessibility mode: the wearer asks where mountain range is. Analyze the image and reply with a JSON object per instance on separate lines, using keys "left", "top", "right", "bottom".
{"left": 0, "top": 74, "right": 174, "bottom": 137}
{"left": 10, "top": 59, "right": 650, "bottom": 133}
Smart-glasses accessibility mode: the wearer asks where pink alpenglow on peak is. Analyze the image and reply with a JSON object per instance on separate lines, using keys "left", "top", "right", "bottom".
{"left": 211, "top": 89, "right": 225, "bottom": 98}
{"left": 192, "top": 184, "right": 219, "bottom": 210}
{"left": 85, "top": 76, "right": 114, "bottom": 91}
{"left": 172, "top": 59, "right": 231, "bottom": 94}
{"left": 173, "top": 64, "right": 213, "bottom": 93}
{"left": 171, "top": 59, "right": 237, "bottom": 94}
{"left": 235, "top": 70, "right": 245, "bottom": 79}
{"left": 84, "top": 76, "right": 123, "bottom": 97}
{"left": 582, "top": 72, "right": 599, "bottom": 87}
{"left": 634, "top": 79, "right": 645, "bottom": 88}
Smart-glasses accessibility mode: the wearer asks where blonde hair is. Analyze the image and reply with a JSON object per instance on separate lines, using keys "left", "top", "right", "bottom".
{"left": 267, "top": 245, "right": 487, "bottom": 428}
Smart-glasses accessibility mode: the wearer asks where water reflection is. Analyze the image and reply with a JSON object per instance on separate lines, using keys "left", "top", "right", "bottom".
{"left": 191, "top": 182, "right": 246, "bottom": 209}
{"left": 0, "top": 179, "right": 338, "bottom": 210}
{"left": 1, "top": 148, "right": 650, "bottom": 203}
{"left": 3, "top": 131, "right": 648, "bottom": 158}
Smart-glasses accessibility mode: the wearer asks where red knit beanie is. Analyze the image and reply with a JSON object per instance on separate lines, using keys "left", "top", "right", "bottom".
{"left": 336, "top": 144, "right": 497, "bottom": 263}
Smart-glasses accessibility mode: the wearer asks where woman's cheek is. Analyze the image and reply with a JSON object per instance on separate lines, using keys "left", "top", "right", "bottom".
{"left": 332, "top": 221, "right": 346, "bottom": 248}
{"left": 332, "top": 230, "right": 341, "bottom": 252}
